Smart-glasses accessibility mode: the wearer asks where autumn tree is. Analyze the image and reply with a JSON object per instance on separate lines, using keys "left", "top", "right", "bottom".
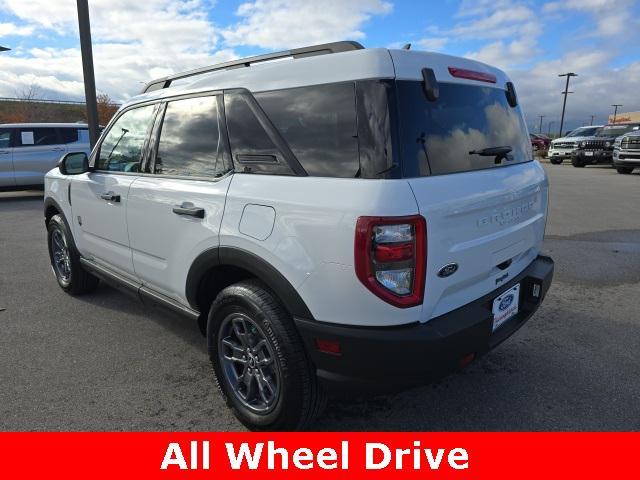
{"left": 96, "top": 93, "right": 118, "bottom": 125}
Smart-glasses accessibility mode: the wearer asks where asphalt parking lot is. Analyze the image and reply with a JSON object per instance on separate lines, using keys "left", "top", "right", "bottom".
{"left": 1, "top": 162, "right": 639, "bottom": 431}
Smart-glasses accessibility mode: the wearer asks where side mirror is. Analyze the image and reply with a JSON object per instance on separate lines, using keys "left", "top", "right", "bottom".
{"left": 58, "top": 152, "right": 90, "bottom": 175}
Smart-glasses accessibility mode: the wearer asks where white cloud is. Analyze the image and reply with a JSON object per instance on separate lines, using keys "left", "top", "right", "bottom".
{"left": 0, "top": 22, "right": 34, "bottom": 36}
{"left": 544, "top": 0, "right": 637, "bottom": 37}
{"left": 415, "top": 37, "right": 448, "bottom": 51}
{"left": 0, "top": 0, "right": 232, "bottom": 101}
{"left": 221, "top": 0, "right": 392, "bottom": 49}
{"left": 513, "top": 52, "right": 640, "bottom": 131}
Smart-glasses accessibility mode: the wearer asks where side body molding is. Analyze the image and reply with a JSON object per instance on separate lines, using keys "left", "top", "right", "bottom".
{"left": 185, "top": 246, "right": 314, "bottom": 320}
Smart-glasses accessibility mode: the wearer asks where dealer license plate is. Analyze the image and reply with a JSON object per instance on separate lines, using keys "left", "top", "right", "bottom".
{"left": 492, "top": 283, "right": 520, "bottom": 332}
{"left": 585, "top": 151, "right": 594, "bottom": 156}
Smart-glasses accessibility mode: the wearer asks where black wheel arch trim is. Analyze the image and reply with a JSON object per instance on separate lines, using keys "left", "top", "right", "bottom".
{"left": 44, "top": 197, "right": 64, "bottom": 224}
{"left": 186, "top": 246, "right": 314, "bottom": 320}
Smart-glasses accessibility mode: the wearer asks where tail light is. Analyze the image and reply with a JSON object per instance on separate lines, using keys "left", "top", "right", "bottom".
{"left": 354, "top": 215, "right": 426, "bottom": 308}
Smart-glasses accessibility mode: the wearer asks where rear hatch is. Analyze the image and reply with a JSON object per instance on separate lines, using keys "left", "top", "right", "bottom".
{"left": 391, "top": 53, "right": 548, "bottom": 321}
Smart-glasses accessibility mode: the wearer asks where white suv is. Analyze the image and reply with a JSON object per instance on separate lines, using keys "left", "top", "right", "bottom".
{"left": 43, "top": 42, "right": 554, "bottom": 430}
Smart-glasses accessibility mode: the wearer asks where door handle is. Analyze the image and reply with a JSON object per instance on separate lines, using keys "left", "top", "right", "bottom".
{"left": 100, "top": 192, "right": 121, "bottom": 202}
{"left": 172, "top": 203, "right": 205, "bottom": 218}
{"left": 0, "top": 151, "right": 9, "bottom": 155}
{"left": 52, "top": 147, "right": 65, "bottom": 152}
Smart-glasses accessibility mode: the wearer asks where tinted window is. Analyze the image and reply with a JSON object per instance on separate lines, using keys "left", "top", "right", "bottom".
{"left": 59, "top": 128, "right": 88, "bottom": 144}
{"left": 255, "top": 84, "right": 359, "bottom": 177}
{"left": 397, "top": 81, "right": 531, "bottom": 176}
{"left": 96, "top": 105, "right": 156, "bottom": 172}
{"left": 0, "top": 129, "right": 11, "bottom": 149}
{"left": 155, "top": 96, "right": 225, "bottom": 177}
{"left": 224, "top": 92, "right": 294, "bottom": 175}
{"left": 17, "top": 128, "right": 59, "bottom": 147}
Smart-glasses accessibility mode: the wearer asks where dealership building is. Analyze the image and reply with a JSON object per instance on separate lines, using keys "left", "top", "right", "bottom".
{"left": 609, "top": 111, "right": 640, "bottom": 124}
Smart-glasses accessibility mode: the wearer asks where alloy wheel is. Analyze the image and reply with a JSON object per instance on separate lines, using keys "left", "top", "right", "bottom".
{"left": 218, "top": 313, "right": 281, "bottom": 414}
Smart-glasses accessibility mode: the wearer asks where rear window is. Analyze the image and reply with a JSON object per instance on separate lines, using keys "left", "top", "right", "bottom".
{"left": 396, "top": 81, "right": 531, "bottom": 176}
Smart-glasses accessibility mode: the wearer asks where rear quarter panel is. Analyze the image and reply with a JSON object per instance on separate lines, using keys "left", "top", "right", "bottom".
{"left": 221, "top": 174, "right": 423, "bottom": 327}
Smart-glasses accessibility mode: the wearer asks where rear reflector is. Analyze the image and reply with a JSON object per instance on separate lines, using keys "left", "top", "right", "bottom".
{"left": 448, "top": 67, "right": 497, "bottom": 84}
{"left": 315, "top": 339, "right": 341, "bottom": 356}
{"left": 459, "top": 352, "right": 476, "bottom": 369}
{"left": 374, "top": 242, "right": 414, "bottom": 262}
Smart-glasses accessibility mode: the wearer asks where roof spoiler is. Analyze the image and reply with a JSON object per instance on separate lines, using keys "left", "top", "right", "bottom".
{"left": 140, "top": 41, "right": 365, "bottom": 94}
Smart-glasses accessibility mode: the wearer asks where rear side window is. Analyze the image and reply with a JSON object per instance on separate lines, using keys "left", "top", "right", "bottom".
{"left": 96, "top": 104, "right": 156, "bottom": 172}
{"left": 397, "top": 81, "right": 531, "bottom": 176}
{"left": 17, "top": 128, "right": 59, "bottom": 147}
{"left": 255, "top": 84, "right": 359, "bottom": 178}
{"left": 154, "top": 95, "right": 226, "bottom": 177}
{"left": 224, "top": 92, "right": 295, "bottom": 176}
{"left": 59, "top": 128, "right": 87, "bottom": 144}
{"left": 0, "top": 128, "right": 11, "bottom": 148}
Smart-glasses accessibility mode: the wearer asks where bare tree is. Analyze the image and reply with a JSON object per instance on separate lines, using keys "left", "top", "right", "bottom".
{"left": 10, "top": 82, "right": 43, "bottom": 122}
{"left": 16, "top": 83, "right": 41, "bottom": 102}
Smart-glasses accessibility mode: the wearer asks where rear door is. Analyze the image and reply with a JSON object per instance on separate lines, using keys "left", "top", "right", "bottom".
{"left": 127, "top": 94, "right": 232, "bottom": 303}
{"left": 0, "top": 128, "right": 14, "bottom": 188}
{"left": 394, "top": 75, "right": 548, "bottom": 321}
{"left": 12, "top": 127, "right": 66, "bottom": 186}
{"left": 71, "top": 104, "right": 157, "bottom": 278}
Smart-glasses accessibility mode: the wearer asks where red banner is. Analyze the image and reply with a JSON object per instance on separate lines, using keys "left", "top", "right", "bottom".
{"left": 0, "top": 432, "right": 637, "bottom": 479}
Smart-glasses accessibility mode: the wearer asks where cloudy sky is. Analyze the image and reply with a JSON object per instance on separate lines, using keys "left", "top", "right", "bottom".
{"left": 0, "top": 0, "right": 639, "bottom": 132}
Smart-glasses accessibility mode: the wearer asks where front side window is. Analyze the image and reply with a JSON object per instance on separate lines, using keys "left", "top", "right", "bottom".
{"left": 17, "top": 128, "right": 58, "bottom": 147}
{"left": 96, "top": 104, "right": 156, "bottom": 172}
{"left": 397, "top": 81, "right": 531, "bottom": 176}
{"left": 255, "top": 84, "right": 359, "bottom": 178}
{"left": 154, "top": 96, "right": 226, "bottom": 177}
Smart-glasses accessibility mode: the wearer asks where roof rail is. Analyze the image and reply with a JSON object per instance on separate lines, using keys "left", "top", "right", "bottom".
{"left": 140, "top": 41, "right": 365, "bottom": 94}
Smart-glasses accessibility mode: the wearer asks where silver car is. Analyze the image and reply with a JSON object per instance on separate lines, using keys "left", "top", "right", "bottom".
{"left": 0, "top": 123, "right": 92, "bottom": 190}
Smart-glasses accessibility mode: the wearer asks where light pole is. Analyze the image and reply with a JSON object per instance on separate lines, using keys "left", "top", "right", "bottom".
{"left": 538, "top": 115, "right": 545, "bottom": 134}
{"left": 77, "top": 0, "right": 100, "bottom": 149}
{"left": 558, "top": 72, "right": 577, "bottom": 137}
{"left": 589, "top": 115, "right": 595, "bottom": 126}
{"left": 611, "top": 104, "right": 623, "bottom": 124}
{"left": 548, "top": 121, "right": 555, "bottom": 136}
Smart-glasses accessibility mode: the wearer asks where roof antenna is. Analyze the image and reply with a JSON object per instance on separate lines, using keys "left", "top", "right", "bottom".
{"left": 402, "top": 43, "right": 411, "bottom": 50}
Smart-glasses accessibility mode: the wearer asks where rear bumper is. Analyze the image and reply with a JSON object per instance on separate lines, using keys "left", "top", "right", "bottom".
{"left": 295, "top": 255, "right": 554, "bottom": 392}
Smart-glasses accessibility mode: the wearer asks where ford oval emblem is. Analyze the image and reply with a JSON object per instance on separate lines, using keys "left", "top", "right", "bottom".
{"left": 499, "top": 294, "right": 515, "bottom": 311}
{"left": 437, "top": 263, "right": 458, "bottom": 278}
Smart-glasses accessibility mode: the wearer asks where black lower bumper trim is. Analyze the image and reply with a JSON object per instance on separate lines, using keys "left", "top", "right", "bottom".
{"left": 574, "top": 150, "right": 613, "bottom": 163}
{"left": 295, "top": 255, "right": 554, "bottom": 392}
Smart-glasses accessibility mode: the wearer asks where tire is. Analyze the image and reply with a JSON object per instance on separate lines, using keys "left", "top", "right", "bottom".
{"left": 616, "top": 167, "right": 633, "bottom": 174}
{"left": 207, "top": 279, "right": 326, "bottom": 431}
{"left": 571, "top": 157, "right": 585, "bottom": 168}
{"left": 47, "top": 214, "right": 99, "bottom": 295}
{"left": 550, "top": 158, "right": 563, "bottom": 165}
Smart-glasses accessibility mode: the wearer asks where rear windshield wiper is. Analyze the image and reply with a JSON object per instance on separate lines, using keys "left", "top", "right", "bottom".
{"left": 469, "top": 146, "right": 512, "bottom": 156}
